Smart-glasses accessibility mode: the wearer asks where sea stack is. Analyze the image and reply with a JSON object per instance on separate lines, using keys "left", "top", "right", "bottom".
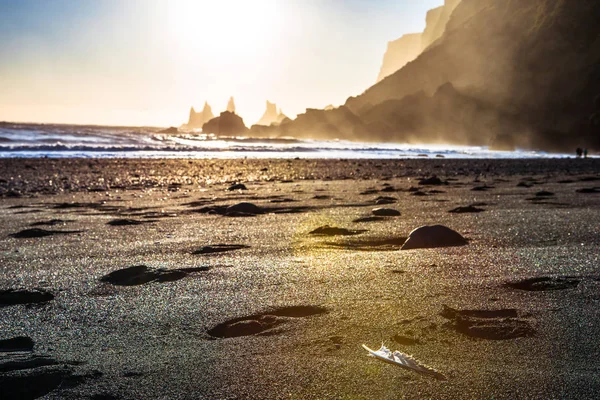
{"left": 257, "top": 101, "right": 289, "bottom": 126}
{"left": 202, "top": 111, "right": 248, "bottom": 135}
{"left": 185, "top": 102, "right": 214, "bottom": 129}
{"left": 227, "top": 97, "right": 236, "bottom": 113}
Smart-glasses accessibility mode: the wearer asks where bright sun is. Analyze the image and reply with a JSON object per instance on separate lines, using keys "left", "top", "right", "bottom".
{"left": 166, "top": 0, "right": 283, "bottom": 58}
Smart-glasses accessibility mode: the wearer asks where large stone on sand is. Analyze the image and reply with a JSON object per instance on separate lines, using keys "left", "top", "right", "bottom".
{"left": 401, "top": 225, "right": 467, "bottom": 250}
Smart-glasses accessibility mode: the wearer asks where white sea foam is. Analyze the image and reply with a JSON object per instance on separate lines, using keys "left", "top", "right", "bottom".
{"left": 0, "top": 122, "right": 573, "bottom": 159}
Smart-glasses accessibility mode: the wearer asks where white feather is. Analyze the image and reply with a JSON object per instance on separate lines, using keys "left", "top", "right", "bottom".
{"left": 362, "top": 344, "right": 447, "bottom": 380}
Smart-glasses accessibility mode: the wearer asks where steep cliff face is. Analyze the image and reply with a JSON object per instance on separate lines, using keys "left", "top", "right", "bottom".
{"left": 376, "top": 0, "right": 461, "bottom": 83}
{"left": 249, "top": 106, "right": 368, "bottom": 140}
{"left": 421, "top": 0, "right": 461, "bottom": 51}
{"left": 185, "top": 102, "right": 214, "bottom": 129}
{"left": 377, "top": 33, "right": 422, "bottom": 82}
{"left": 346, "top": 0, "right": 600, "bottom": 150}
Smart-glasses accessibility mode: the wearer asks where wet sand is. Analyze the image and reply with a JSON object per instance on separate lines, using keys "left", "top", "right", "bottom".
{"left": 1, "top": 158, "right": 600, "bottom": 399}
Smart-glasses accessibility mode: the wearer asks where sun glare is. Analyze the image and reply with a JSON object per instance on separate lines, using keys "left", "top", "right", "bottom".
{"left": 166, "top": 0, "right": 283, "bottom": 58}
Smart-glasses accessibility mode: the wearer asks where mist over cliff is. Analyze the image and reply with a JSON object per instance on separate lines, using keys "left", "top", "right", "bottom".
{"left": 377, "top": 0, "right": 460, "bottom": 82}
{"left": 252, "top": 0, "right": 600, "bottom": 152}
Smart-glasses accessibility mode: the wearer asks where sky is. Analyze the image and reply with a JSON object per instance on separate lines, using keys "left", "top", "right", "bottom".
{"left": 0, "top": 0, "right": 443, "bottom": 127}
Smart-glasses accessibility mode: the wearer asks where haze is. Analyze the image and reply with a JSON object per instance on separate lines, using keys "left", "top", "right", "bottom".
{"left": 0, "top": 0, "right": 442, "bottom": 127}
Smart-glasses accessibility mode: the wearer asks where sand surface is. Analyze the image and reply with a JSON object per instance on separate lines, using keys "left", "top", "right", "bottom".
{"left": 1, "top": 158, "right": 600, "bottom": 399}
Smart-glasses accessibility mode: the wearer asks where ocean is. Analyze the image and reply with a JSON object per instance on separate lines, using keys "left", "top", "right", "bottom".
{"left": 0, "top": 122, "right": 570, "bottom": 159}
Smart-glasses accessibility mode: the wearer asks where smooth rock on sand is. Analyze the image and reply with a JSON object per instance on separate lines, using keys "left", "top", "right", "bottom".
{"left": 309, "top": 225, "right": 365, "bottom": 236}
{"left": 372, "top": 208, "right": 401, "bottom": 216}
{"left": 401, "top": 225, "right": 467, "bottom": 250}
{"left": 227, "top": 183, "right": 247, "bottom": 191}
{"left": 0, "top": 336, "right": 34, "bottom": 352}
{"left": 0, "top": 289, "right": 55, "bottom": 306}
{"left": 448, "top": 205, "right": 485, "bottom": 214}
{"left": 225, "top": 202, "right": 263, "bottom": 215}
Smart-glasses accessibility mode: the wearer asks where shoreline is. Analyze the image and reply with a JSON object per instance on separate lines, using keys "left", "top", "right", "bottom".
{"left": 2, "top": 158, "right": 600, "bottom": 198}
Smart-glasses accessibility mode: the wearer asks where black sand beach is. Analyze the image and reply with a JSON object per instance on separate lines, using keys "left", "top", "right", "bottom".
{"left": 1, "top": 158, "right": 600, "bottom": 399}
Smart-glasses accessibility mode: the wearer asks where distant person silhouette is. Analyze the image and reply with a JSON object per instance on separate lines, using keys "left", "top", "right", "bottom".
{"left": 576, "top": 148, "right": 583, "bottom": 158}
{"left": 584, "top": 149, "right": 588, "bottom": 158}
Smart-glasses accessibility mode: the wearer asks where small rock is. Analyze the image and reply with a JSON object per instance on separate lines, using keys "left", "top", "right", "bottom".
{"left": 309, "top": 226, "right": 365, "bottom": 236}
{"left": 227, "top": 183, "right": 248, "bottom": 191}
{"left": 107, "top": 219, "right": 144, "bottom": 226}
{"left": 353, "top": 216, "right": 385, "bottom": 223}
{"left": 372, "top": 208, "right": 401, "bottom": 216}
{"left": 225, "top": 202, "right": 263, "bottom": 215}
{"left": 0, "top": 289, "right": 55, "bottom": 306}
{"left": 0, "top": 336, "right": 34, "bottom": 352}
{"left": 419, "top": 176, "right": 446, "bottom": 185}
{"left": 448, "top": 205, "right": 485, "bottom": 214}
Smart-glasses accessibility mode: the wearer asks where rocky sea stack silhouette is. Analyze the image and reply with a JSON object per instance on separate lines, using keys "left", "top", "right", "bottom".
{"left": 202, "top": 111, "right": 248, "bottom": 136}
{"left": 184, "top": 102, "right": 214, "bottom": 129}
{"left": 256, "top": 101, "right": 289, "bottom": 127}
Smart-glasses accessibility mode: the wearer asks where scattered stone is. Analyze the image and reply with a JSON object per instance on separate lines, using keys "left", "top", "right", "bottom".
{"left": 448, "top": 205, "right": 485, "bottom": 213}
{"left": 313, "top": 195, "right": 331, "bottom": 200}
{"left": 353, "top": 216, "right": 385, "bottom": 223}
{"left": 372, "top": 208, "right": 401, "bottom": 216}
{"left": 517, "top": 182, "right": 534, "bottom": 188}
{"left": 535, "top": 191, "right": 554, "bottom": 197}
{"left": 227, "top": 183, "right": 247, "bottom": 191}
{"left": 107, "top": 219, "right": 144, "bottom": 226}
{"left": 225, "top": 202, "right": 263, "bottom": 215}
{"left": 0, "top": 336, "right": 34, "bottom": 352}
{"left": 401, "top": 225, "right": 467, "bottom": 250}
{"left": 0, "top": 369, "right": 67, "bottom": 398}
{"left": 506, "top": 276, "right": 580, "bottom": 291}
{"left": 100, "top": 265, "right": 209, "bottom": 286}
{"left": 419, "top": 176, "right": 446, "bottom": 185}
{"left": 9, "top": 228, "right": 81, "bottom": 238}
{"left": 309, "top": 226, "right": 365, "bottom": 236}
{"left": 471, "top": 185, "right": 495, "bottom": 191}
{"left": 576, "top": 187, "right": 600, "bottom": 194}
{"left": 193, "top": 244, "right": 250, "bottom": 255}
{"left": 269, "top": 198, "right": 296, "bottom": 203}
{"left": 207, "top": 306, "right": 327, "bottom": 338}
{"left": 374, "top": 196, "right": 397, "bottom": 205}
{"left": 440, "top": 305, "right": 535, "bottom": 340}
{"left": 0, "top": 289, "right": 54, "bottom": 306}
{"left": 322, "top": 236, "right": 407, "bottom": 252}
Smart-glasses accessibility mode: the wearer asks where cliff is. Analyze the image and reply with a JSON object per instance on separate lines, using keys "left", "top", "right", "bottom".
{"left": 345, "top": 0, "right": 600, "bottom": 151}
{"left": 421, "top": 0, "right": 461, "bottom": 51}
{"left": 184, "top": 102, "right": 214, "bottom": 129}
{"left": 377, "top": 33, "right": 422, "bottom": 82}
{"left": 376, "top": 0, "right": 461, "bottom": 83}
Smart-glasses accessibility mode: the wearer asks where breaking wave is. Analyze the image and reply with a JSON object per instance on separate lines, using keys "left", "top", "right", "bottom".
{"left": 0, "top": 122, "right": 568, "bottom": 159}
